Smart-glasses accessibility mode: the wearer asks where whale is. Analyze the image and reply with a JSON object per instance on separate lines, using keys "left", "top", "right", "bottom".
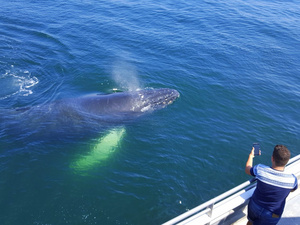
{"left": 9, "top": 88, "right": 180, "bottom": 125}
{"left": 1, "top": 88, "right": 180, "bottom": 172}
{"left": 2, "top": 88, "right": 179, "bottom": 126}
{"left": 69, "top": 88, "right": 180, "bottom": 118}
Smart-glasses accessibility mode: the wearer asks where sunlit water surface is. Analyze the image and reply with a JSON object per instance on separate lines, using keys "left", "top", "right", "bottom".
{"left": 0, "top": 0, "right": 299, "bottom": 224}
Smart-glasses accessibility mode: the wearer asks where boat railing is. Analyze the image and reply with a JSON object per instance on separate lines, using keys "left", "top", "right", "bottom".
{"left": 163, "top": 154, "right": 300, "bottom": 225}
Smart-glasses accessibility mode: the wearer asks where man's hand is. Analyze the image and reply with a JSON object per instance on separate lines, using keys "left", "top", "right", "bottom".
{"left": 250, "top": 147, "right": 255, "bottom": 157}
{"left": 245, "top": 147, "right": 255, "bottom": 175}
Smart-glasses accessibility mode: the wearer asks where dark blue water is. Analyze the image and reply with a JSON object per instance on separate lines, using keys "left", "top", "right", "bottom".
{"left": 1, "top": 0, "right": 299, "bottom": 224}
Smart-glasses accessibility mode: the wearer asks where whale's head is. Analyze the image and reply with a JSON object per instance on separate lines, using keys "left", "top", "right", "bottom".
{"left": 78, "top": 88, "right": 180, "bottom": 118}
{"left": 130, "top": 88, "right": 180, "bottom": 113}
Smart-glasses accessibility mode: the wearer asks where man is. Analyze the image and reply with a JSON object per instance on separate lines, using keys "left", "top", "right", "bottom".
{"left": 245, "top": 145, "right": 298, "bottom": 225}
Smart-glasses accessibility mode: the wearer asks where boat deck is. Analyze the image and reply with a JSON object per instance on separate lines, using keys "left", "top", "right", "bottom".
{"left": 163, "top": 154, "right": 300, "bottom": 225}
{"left": 277, "top": 191, "right": 300, "bottom": 225}
{"left": 232, "top": 185, "right": 300, "bottom": 225}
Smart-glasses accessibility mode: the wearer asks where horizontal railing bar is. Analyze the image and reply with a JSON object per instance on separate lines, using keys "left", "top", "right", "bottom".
{"left": 163, "top": 179, "right": 254, "bottom": 225}
{"left": 287, "top": 154, "right": 300, "bottom": 165}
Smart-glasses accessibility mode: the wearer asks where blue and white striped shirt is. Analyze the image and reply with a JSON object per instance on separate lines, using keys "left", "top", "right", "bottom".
{"left": 250, "top": 164, "right": 298, "bottom": 215}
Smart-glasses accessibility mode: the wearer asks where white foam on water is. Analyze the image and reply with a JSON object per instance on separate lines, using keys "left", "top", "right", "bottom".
{"left": 0, "top": 65, "right": 39, "bottom": 99}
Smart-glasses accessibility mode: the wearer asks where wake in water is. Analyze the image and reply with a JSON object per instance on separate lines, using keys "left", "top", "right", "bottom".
{"left": 0, "top": 65, "right": 39, "bottom": 100}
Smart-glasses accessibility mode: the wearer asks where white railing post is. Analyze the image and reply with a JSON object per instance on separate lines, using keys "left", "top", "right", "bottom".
{"left": 206, "top": 203, "right": 214, "bottom": 225}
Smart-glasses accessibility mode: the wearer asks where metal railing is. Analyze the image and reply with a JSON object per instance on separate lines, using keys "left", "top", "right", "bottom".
{"left": 163, "top": 154, "right": 300, "bottom": 225}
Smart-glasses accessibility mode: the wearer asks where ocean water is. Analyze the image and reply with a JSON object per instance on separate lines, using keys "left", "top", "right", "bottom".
{"left": 0, "top": 0, "right": 299, "bottom": 224}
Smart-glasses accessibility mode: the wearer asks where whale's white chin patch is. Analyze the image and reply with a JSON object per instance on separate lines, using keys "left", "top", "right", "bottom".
{"left": 141, "top": 105, "right": 152, "bottom": 112}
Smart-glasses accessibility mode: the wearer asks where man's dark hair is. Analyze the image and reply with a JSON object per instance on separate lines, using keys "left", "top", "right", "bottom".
{"left": 272, "top": 145, "right": 290, "bottom": 167}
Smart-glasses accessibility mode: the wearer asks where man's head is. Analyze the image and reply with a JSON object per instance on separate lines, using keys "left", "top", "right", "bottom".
{"left": 272, "top": 145, "right": 290, "bottom": 167}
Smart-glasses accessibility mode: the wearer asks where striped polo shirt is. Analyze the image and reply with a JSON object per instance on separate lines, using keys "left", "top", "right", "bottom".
{"left": 250, "top": 164, "right": 298, "bottom": 215}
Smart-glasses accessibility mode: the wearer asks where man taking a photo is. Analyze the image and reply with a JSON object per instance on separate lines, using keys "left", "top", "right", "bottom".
{"left": 245, "top": 144, "right": 298, "bottom": 225}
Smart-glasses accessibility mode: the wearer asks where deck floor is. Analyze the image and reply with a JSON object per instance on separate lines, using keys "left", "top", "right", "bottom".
{"left": 277, "top": 192, "right": 300, "bottom": 225}
{"left": 233, "top": 187, "right": 300, "bottom": 225}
